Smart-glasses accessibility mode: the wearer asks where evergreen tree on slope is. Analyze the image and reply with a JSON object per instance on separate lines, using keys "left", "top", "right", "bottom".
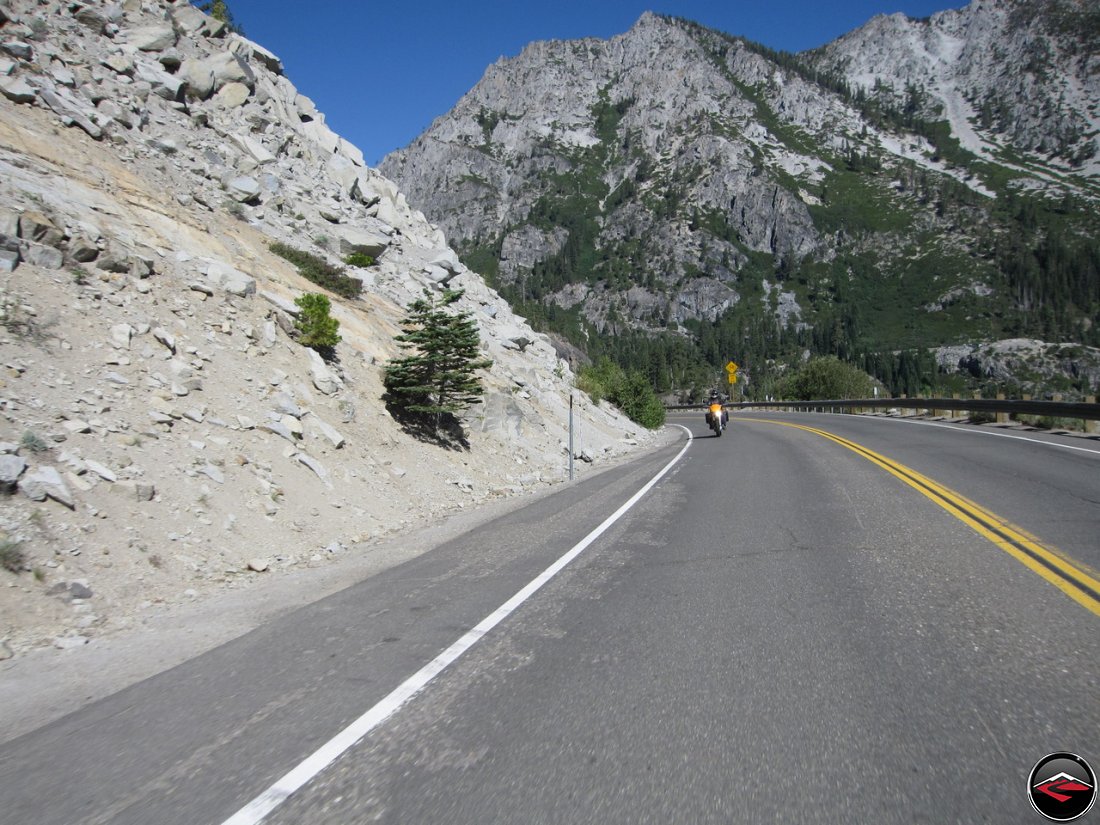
{"left": 383, "top": 288, "right": 492, "bottom": 438}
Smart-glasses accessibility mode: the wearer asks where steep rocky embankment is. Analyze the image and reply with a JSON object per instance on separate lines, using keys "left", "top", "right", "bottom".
{"left": 0, "top": 0, "right": 655, "bottom": 659}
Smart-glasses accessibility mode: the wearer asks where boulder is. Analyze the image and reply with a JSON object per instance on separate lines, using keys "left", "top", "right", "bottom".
{"left": 125, "top": 24, "right": 176, "bottom": 51}
{"left": 371, "top": 197, "right": 404, "bottom": 228}
{"left": 307, "top": 348, "right": 340, "bottom": 395}
{"left": 261, "top": 290, "right": 300, "bottom": 317}
{"left": 158, "top": 49, "right": 182, "bottom": 72}
{"left": 280, "top": 414, "right": 303, "bottom": 438}
{"left": 18, "top": 211, "right": 63, "bottom": 245}
{"left": 73, "top": 6, "right": 108, "bottom": 32}
{"left": 110, "top": 324, "right": 133, "bottom": 349}
{"left": 153, "top": 327, "right": 176, "bottom": 354}
{"left": 424, "top": 264, "right": 457, "bottom": 287}
{"left": 133, "top": 61, "right": 182, "bottom": 101}
{"left": 334, "top": 226, "right": 389, "bottom": 258}
{"left": 38, "top": 85, "right": 102, "bottom": 139}
{"left": 299, "top": 119, "right": 339, "bottom": 155}
{"left": 178, "top": 58, "right": 215, "bottom": 100}
{"left": 18, "top": 466, "right": 75, "bottom": 509}
{"left": 0, "top": 209, "right": 18, "bottom": 238}
{"left": 234, "top": 37, "right": 283, "bottom": 75}
{"left": 229, "top": 134, "right": 275, "bottom": 165}
{"left": 117, "top": 480, "right": 155, "bottom": 501}
{"left": 208, "top": 51, "right": 255, "bottom": 92}
{"left": 23, "top": 243, "right": 63, "bottom": 269}
{"left": 66, "top": 233, "right": 100, "bottom": 263}
{"left": 212, "top": 82, "right": 250, "bottom": 108}
{"left": 84, "top": 459, "right": 117, "bottom": 483}
{"left": 273, "top": 393, "right": 302, "bottom": 418}
{"left": 0, "top": 453, "right": 26, "bottom": 490}
{"left": 102, "top": 53, "right": 134, "bottom": 76}
{"left": 0, "top": 75, "right": 35, "bottom": 103}
{"left": 307, "top": 414, "right": 345, "bottom": 449}
{"left": 325, "top": 154, "right": 361, "bottom": 197}
{"left": 204, "top": 261, "right": 256, "bottom": 296}
{"left": 96, "top": 97, "right": 129, "bottom": 129}
{"left": 170, "top": 4, "right": 209, "bottom": 35}
{"left": 1, "top": 41, "right": 33, "bottom": 61}
{"left": 0, "top": 249, "right": 18, "bottom": 273}
{"left": 224, "top": 175, "right": 261, "bottom": 203}
{"left": 430, "top": 248, "right": 463, "bottom": 274}
{"left": 260, "top": 421, "right": 297, "bottom": 443}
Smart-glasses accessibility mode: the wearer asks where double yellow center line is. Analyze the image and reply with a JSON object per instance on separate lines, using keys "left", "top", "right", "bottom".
{"left": 752, "top": 419, "right": 1100, "bottom": 616}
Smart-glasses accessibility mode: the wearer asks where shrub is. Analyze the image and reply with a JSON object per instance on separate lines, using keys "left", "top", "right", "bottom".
{"left": 344, "top": 252, "right": 375, "bottom": 268}
{"left": 578, "top": 358, "right": 665, "bottom": 429}
{"left": 0, "top": 539, "right": 25, "bottom": 573}
{"left": 20, "top": 430, "right": 48, "bottom": 453}
{"left": 779, "top": 356, "right": 875, "bottom": 400}
{"left": 269, "top": 242, "right": 362, "bottom": 299}
{"left": 294, "top": 293, "right": 341, "bottom": 353}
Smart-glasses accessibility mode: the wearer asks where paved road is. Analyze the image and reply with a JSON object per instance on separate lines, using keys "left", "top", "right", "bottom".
{"left": 1, "top": 412, "right": 1097, "bottom": 824}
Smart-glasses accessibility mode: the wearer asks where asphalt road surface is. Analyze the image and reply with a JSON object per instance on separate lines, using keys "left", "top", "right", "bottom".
{"left": 2, "top": 411, "right": 1097, "bottom": 824}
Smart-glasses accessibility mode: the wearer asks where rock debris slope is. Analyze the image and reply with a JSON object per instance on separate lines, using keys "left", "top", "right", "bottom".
{"left": 0, "top": 0, "right": 655, "bottom": 657}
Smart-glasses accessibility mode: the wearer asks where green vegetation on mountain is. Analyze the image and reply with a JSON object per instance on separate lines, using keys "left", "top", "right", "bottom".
{"left": 391, "top": 11, "right": 1100, "bottom": 402}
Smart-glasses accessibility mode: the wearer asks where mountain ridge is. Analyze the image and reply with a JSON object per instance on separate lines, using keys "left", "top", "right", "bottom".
{"left": 380, "top": 2, "right": 1100, "bottom": 399}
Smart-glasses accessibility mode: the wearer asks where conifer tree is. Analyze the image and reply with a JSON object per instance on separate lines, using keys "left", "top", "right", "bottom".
{"left": 383, "top": 288, "right": 492, "bottom": 436}
{"left": 200, "top": 0, "right": 243, "bottom": 34}
{"left": 293, "top": 293, "right": 340, "bottom": 354}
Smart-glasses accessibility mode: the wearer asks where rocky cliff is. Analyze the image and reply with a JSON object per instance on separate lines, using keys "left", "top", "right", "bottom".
{"left": 380, "top": 4, "right": 1100, "bottom": 396}
{"left": 808, "top": 0, "right": 1100, "bottom": 174}
{"left": 0, "top": 0, "right": 655, "bottom": 657}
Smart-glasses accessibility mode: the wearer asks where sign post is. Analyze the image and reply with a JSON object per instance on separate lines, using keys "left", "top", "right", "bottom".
{"left": 568, "top": 393, "right": 574, "bottom": 481}
{"left": 725, "top": 361, "right": 740, "bottom": 403}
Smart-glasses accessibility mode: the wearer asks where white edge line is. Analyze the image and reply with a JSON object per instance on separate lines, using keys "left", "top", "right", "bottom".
{"left": 220, "top": 425, "right": 694, "bottom": 825}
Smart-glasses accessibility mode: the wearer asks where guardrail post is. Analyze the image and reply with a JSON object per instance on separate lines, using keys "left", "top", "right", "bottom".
{"left": 996, "top": 392, "right": 1008, "bottom": 425}
{"left": 1087, "top": 396, "right": 1098, "bottom": 435}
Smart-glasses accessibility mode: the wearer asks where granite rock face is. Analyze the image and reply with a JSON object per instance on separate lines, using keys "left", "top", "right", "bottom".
{"left": 380, "top": 4, "right": 1098, "bottom": 351}
{"left": 0, "top": 0, "right": 656, "bottom": 657}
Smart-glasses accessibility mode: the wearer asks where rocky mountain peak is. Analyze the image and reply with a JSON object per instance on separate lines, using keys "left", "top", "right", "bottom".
{"left": 381, "top": 0, "right": 1099, "bottom": 398}
{"left": 809, "top": 0, "right": 1100, "bottom": 173}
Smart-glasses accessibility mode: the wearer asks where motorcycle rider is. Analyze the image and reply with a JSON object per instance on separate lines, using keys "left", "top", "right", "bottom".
{"left": 705, "top": 391, "right": 728, "bottom": 430}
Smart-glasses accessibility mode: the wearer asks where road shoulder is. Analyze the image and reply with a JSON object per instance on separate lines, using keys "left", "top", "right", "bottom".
{"left": 0, "top": 426, "right": 684, "bottom": 744}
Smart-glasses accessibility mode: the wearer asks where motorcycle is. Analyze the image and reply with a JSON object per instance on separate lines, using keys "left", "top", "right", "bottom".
{"left": 706, "top": 405, "right": 726, "bottom": 437}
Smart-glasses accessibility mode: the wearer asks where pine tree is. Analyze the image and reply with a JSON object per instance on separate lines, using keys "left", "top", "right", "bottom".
{"left": 383, "top": 289, "right": 492, "bottom": 436}
{"left": 200, "top": 0, "right": 243, "bottom": 34}
{"left": 294, "top": 293, "right": 340, "bottom": 354}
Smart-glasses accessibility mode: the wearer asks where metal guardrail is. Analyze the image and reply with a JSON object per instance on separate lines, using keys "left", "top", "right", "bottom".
{"left": 666, "top": 396, "right": 1100, "bottom": 425}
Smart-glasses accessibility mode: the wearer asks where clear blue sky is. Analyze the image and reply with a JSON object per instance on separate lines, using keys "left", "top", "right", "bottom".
{"left": 219, "top": 1, "right": 964, "bottom": 167}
